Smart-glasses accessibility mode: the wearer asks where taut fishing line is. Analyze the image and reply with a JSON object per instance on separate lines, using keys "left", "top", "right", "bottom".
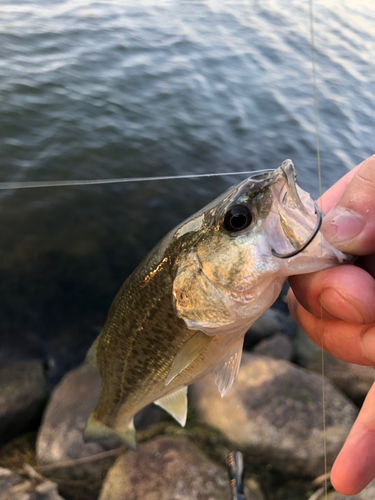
{"left": 309, "top": 1, "right": 328, "bottom": 499}
{"left": 0, "top": 169, "right": 274, "bottom": 191}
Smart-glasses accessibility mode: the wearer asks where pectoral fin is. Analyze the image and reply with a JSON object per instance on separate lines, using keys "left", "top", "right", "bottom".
{"left": 154, "top": 386, "right": 188, "bottom": 427}
{"left": 213, "top": 337, "right": 244, "bottom": 397}
{"left": 83, "top": 413, "right": 137, "bottom": 451}
{"left": 165, "top": 331, "right": 212, "bottom": 386}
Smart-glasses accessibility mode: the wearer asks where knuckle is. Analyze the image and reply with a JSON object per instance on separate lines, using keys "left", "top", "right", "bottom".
{"left": 356, "top": 169, "right": 375, "bottom": 189}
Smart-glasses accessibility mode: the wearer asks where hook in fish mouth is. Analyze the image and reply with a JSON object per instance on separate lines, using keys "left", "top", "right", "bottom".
{"left": 271, "top": 200, "right": 323, "bottom": 259}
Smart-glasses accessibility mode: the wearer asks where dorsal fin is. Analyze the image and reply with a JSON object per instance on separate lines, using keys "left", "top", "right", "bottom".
{"left": 83, "top": 413, "right": 137, "bottom": 451}
{"left": 154, "top": 386, "right": 188, "bottom": 427}
{"left": 165, "top": 331, "right": 212, "bottom": 386}
{"left": 213, "top": 337, "right": 243, "bottom": 397}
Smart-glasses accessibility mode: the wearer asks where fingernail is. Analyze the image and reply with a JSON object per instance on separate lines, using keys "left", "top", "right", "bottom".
{"left": 320, "top": 289, "right": 364, "bottom": 324}
{"left": 322, "top": 208, "right": 366, "bottom": 245}
{"left": 361, "top": 327, "right": 375, "bottom": 364}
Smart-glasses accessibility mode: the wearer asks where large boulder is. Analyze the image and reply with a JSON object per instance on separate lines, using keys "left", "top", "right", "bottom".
{"left": 0, "top": 467, "right": 64, "bottom": 500}
{"left": 293, "top": 326, "right": 375, "bottom": 405}
{"left": 292, "top": 325, "right": 321, "bottom": 366}
{"left": 99, "top": 435, "right": 261, "bottom": 500}
{"left": 244, "top": 308, "right": 290, "bottom": 349}
{"left": 306, "top": 354, "right": 375, "bottom": 407}
{"left": 252, "top": 333, "right": 293, "bottom": 361}
{"left": 0, "top": 362, "right": 48, "bottom": 444}
{"left": 191, "top": 353, "right": 357, "bottom": 477}
{"left": 36, "top": 363, "right": 161, "bottom": 480}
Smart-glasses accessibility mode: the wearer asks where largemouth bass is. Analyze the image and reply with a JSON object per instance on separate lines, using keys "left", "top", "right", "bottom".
{"left": 84, "top": 160, "right": 347, "bottom": 450}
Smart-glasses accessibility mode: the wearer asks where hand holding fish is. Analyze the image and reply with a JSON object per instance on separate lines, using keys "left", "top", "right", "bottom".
{"left": 288, "top": 155, "right": 375, "bottom": 495}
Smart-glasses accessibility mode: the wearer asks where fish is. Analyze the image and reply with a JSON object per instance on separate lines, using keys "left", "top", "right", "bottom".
{"left": 83, "top": 159, "right": 348, "bottom": 450}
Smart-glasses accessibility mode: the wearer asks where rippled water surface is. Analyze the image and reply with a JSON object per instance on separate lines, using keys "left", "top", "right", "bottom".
{"left": 0, "top": 0, "right": 373, "bottom": 380}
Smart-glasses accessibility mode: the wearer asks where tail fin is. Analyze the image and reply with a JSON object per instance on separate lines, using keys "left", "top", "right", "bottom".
{"left": 83, "top": 413, "right": 137, "bottom": 451}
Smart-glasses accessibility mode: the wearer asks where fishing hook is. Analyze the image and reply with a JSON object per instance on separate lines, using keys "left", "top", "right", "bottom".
{"left": 271, "top": 200, "right": 322, "bottom": 259}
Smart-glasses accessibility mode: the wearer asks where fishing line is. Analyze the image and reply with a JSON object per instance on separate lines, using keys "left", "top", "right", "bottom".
{"left": 0, "top": 169, "right": 275, "bottom": 191}
{"left": 309, "top": 1, "right": 328, "bottom": 499}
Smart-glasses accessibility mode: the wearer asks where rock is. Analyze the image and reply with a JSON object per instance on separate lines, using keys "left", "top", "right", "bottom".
{"left": 99, "top": 435, "right": 258, "bottom": 500}
{"left": 294, "top": 326, "right": 375, "bottom": 406}
{"left": 252, "top": 333, "right": 293, "bottom": 361}
{"left": 191, "top": 353, "right": 357, "bottom": 477}
{"left": 0, "top": 362, "right": 48, "bottom": 445}
{"left": 244, "top": 308, "right": 292, "bottom": 349}
{"left": 292, "top": 325, "right": 321, "bottom": 367}
{"left": 306, "top": 354, "right": 375, "bottom": 407}
{"left": 333, "top": 480, "right": 375, "bottom": 499}
{"left": 36, "top": 363, "right": 162, "bottom": 480}
{"left": 0, "top": 467, "right": 64, "bottom": 500}
{"left": 244, "top": 477, "right": 266, "bottom": 500}
{"left": 0, "top": 468, "right": 23, "bottom": 495}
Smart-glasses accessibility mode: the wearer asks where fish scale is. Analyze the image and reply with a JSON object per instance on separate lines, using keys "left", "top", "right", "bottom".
{"left": 90, "top": 234, "right": 198, "bottom": 428}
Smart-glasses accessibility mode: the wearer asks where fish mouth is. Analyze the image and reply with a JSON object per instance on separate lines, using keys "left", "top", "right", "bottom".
{"left": 245, "top": 159, "right": 310, "bottom": 214}
{"left": 270, "top": 160, "right": 323, "bottom": 259}
{"left": 279, "top": 159, "right": 310, "bottom": 215}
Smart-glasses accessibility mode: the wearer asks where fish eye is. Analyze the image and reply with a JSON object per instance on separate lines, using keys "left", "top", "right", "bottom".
{"left": 223, "top": 205, "right": 252, "bottom": 233}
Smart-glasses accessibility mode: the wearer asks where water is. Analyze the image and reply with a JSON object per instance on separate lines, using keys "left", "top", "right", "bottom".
{"left": 0, "top": 0, "right": 373, "bottom": 382}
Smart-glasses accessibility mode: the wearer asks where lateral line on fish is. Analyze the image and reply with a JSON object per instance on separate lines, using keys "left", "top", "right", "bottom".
{"left": 0, "top": 169, "right": 275, "bottom": 191}
{"left": 309, "top": 1, "right": 328, "bottom": 498}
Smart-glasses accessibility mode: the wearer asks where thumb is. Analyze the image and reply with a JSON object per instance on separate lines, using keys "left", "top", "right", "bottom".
{"left": 321, "top": 156, "right": 375, "bottom": 255}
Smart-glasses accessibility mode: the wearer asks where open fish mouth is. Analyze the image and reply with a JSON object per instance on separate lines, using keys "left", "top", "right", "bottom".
{"left": 280, "top": 160, "right": 310, "bottom": 214}
{"left": 271, "top": 160, "right": 322, "bottom": 259}
{"left": 261, "top": 159, "right": 350, "bottom": 266}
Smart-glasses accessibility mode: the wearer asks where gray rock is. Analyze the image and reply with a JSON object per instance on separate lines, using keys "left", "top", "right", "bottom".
{"left": 0, "top": 467, "right": 64, "bottom": 500}
{"left": 99, "top": 435, "right": 258, "bottom": 500}
{"left": 333, "top": 480, "right": 375, "bottom": 499}
{"left": 36, "top": 363, "right": 162, "bottom": 480}
{"left": 293, "top": 325, "right": 322, "bottom": 367}
{"left": 306, "top": 354, "right": 375, "bottom": 407}
{"left": 244, "top": 308, "right": 289, "bottom": 346}
{"left": 0, "top": 362, "right": 48, "bottom": 444}
{"left": 0, "top": 468, "right": 24, "bottom": 494}
{"left": 191, "top": 353, "right": 357, "bottom": 477}
{"left": 252, "top": 333, "right": 293, "bottom": 361}
{"left": 294, "top": 326, "right": 375, "bottom": 406}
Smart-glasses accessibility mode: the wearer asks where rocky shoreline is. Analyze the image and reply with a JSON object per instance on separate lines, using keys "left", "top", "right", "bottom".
{"left": 1, "top": 307, "right": 374, "bottom": 500}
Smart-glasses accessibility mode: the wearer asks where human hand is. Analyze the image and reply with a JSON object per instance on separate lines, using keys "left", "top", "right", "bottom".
{"left": 287, "top": 155, "right": 375, "bottom": 495}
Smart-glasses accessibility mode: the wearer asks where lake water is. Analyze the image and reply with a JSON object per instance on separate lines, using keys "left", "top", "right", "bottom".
{"left": 0, "top": 0, "right": 373, "bottom": 382}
